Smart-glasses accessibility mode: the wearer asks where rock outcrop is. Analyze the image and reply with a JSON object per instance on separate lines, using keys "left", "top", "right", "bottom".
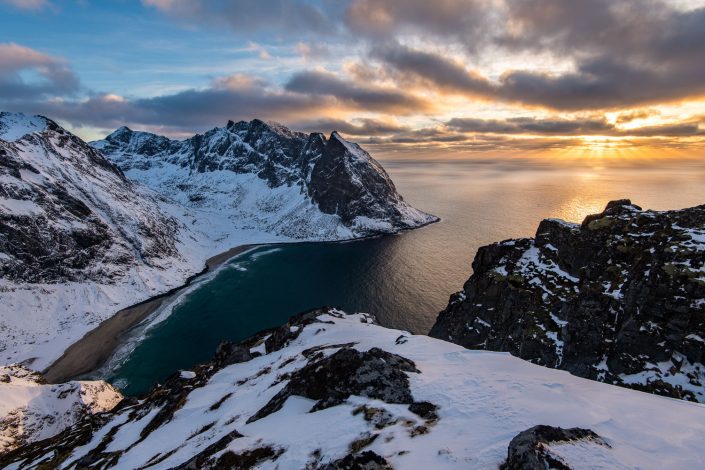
{"left": 431, "top": 200, "right": 705, "bottom": 402}
{"left": 501, "top": 425, "right": 608, "bottom": 470}
{"left": 0, "top": 364, "right": 121, "bottom": 454}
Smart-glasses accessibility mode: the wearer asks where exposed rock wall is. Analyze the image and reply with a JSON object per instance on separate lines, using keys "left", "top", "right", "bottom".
{"left": 431, "top": 200, "right": 705, "bottom": 402}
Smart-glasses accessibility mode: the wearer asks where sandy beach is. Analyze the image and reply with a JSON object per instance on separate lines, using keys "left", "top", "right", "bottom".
{"left": 42, "top": 244, "right": 257, "bottom": 383}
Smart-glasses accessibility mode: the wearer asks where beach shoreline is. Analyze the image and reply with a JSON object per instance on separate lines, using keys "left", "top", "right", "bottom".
{"left": 41, "top": 217, "right": 441, "bottom": 384}
{"left": 42, "top": 244, "right": 258, "bottom": 384}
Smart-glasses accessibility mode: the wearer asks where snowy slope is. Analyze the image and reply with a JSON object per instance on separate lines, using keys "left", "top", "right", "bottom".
{"left": 0, "top": 364, "right": 121, "bottom": 454}
{"left": 2, "top": 309, "right": 704, "bottom": 469}
{"left": 92, "top": 120, "right": 437, "bottom": 238}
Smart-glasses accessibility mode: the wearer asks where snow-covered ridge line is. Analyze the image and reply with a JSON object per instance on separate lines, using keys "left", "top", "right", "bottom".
{"left": 2, "top": 308, "right": 704, "bottom": 469}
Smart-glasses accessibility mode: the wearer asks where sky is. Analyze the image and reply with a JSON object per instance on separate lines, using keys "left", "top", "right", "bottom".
{"left": 1, "top": 0, "right": 705, "bottom": 159}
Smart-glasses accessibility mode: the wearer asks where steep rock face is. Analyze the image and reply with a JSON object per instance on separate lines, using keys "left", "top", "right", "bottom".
{"left": 431, "top": 200, "right": 705, "bottom": 402}
{"left": 2, "top": 308, "right": 704, "bottom": 469}
{"left": 92, "top": 120, "right": 437, "bottom": 238}
{"left": 0, "top": 112, "right": 187, "bottom": 284}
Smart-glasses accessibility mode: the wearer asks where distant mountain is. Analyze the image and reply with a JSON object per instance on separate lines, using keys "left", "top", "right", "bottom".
{"left": 431, "top": 200, "right": 705, "bottom": 402}
{"left": 2, "top": 308, "right": 703, "bottom": 468}
{"left": 92, "top": 119, "right": 437, "bottom": 239}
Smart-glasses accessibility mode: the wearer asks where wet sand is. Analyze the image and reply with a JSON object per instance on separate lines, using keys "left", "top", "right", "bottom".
{"left": 42, "top": 245, "right": 256, "bottom": 384}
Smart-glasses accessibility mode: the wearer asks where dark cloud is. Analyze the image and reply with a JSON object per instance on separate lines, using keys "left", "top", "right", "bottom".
{"left": 0, "top": 43, "right": 79, "bottom": 101}
{"left": 446, "top": 117, "right": 614, "bottom": 135}
{"left": 293, "top": 117, "right": 410, "bottom": 136}
{"left": 344, "top": 0, "right": 493, "bottom": 53}
{"left": 372, "top": 43, "right": 492, "bottom": 96}
{"left": 285, "top": 70, "right": 431, "bottom": 114}
{"left": 2, "top": 71, "right": 428, "bottom": 134}
{"left": 446, "top": 116, "right": 705, "bottom": 137}
{"left": 13, "top": 78, "right": 335, "bottom": 132}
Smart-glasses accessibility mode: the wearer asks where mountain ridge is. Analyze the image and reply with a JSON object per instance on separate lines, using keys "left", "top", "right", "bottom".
{"left": 0, "top": 111, "right": 435, "bottom": 370}
{"left": 92, "top": 119, "right": 437, "bottom": 238}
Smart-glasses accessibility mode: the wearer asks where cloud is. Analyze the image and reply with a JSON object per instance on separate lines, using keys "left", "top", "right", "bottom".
{"left": 344, "top": 0, "right": 494, "bottom": 52}
{"left": 5, "top": 71, "right": 427, "bottom": 134}
{"left": 285, "top": 70, "right": 432, "bottom": 114}
{"left": 293, "top": 117, "right": 410, "bottom": 136}
{"left": 0, "top": 43, "right": 79, "bottom": 101}
{"left": 446, "top": 117, "right": 614, "bottom": 135}
{"left": 445, "top": 116, "right": 705, "bottom": 137}
{"left": 20, "top": 76, "right": 334, "bottom": 132}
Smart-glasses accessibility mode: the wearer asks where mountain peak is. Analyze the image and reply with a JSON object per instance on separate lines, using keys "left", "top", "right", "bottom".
{"left": 0, "top": 112, "right": 49, "bottom": 142}
{"left": 105, "top": 126, "right": 134, "bottom": 141}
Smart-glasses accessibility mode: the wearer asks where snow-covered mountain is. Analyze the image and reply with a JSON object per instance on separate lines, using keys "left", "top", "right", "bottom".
{"left": 0, "top": 112, "right": 216, "bottom": 369}
{"left": 0, "top": 364, "right": 121, "bottom": 454}
{"left": 0, "top": 112, "right": 436, "bottom": 370}
{"left": 431, "top": 200, "right": 705, "bottom": 403}
{"left": 2, "top": 308, "right": 704, "bottom": 469}
{"left": 92, "top": 119, "right": 437, "bottom": 238}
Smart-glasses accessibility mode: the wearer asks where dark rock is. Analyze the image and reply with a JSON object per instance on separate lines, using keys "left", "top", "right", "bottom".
{"left": 431, "top": 200, "right": 705, "bottom": 402}
{"left": 247, "top": 347, "right": 420, "bottom": 423}
{"left": 408, "top": 401, "right": 438, "bottom": 421}
{"left": 501, "top": 425, "right": 608, "bottom": 470}
{"left": 322, "top": 450, "right": 393, "bottom": 470}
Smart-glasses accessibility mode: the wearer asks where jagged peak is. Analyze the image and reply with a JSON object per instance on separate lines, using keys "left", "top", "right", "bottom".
{"left": 329, "top": 130, "right": 369, "bottom": 161}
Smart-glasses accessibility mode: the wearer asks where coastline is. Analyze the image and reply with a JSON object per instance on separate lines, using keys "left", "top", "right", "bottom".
{"left": 42, "top": 244, "right": 257, "bottom": 384}
{"left": 41, "top": 217, "right": 440, "bottom": 384}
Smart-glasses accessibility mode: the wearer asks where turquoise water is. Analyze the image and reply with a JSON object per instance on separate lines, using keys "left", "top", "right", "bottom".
{"left": 107, "top": 157, "right": 705, "bottom": 396}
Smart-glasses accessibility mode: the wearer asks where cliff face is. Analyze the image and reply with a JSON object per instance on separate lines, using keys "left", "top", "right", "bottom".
{"left": 431, "top": 200, "right": 705, "bottom": 402}
{"left": 0, "top": 113, "right": 185, "bottom": 284}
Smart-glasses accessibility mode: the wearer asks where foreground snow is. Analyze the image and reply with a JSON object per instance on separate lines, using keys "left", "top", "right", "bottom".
{"left": 5, "top": 311, "right": 704, "bottom": 468}
{"left": 0, "top": 365, "right": 121, "bottom": 454}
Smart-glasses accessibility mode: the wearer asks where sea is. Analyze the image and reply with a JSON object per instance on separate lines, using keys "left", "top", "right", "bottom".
{"left": 104, "top": 156, "right": 705, "bottom": 395}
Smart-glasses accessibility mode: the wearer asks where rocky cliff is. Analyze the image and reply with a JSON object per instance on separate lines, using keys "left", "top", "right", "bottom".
{"left": 430, "top": 200, "right": 705, "bottom": 402}
{"left": 92, "top": 120, "right": 437, "bottom": 238}
{"left": 2, "top": 308, "right": 703, "bottom": 469}
{"left": 0, "top": 112, "right": 188, "bottom": 284}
